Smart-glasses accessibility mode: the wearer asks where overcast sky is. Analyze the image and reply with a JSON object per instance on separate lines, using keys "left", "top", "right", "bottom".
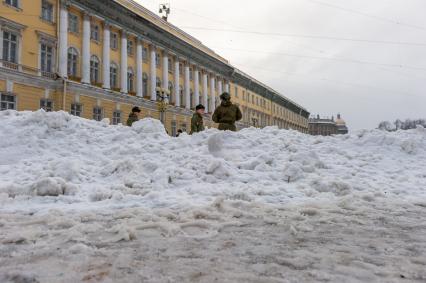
{"left": 137, "top": 0, "right": 426, "bottom": 130}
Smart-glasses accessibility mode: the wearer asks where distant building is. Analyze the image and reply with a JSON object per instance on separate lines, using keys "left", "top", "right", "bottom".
{"left": 335, "top": 114, "right": 349, "bottom": 134}
{"left": 309, "top": 114, "right": 348, "bottom": 136}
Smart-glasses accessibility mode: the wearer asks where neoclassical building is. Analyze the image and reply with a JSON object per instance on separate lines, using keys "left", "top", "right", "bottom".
{"left": 0, "top": 0, "right": 310, "bottom": 134}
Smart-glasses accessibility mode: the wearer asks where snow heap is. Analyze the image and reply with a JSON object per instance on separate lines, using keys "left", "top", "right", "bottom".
{"left": 0, "top": 109, "right": 425, "bottom": 211}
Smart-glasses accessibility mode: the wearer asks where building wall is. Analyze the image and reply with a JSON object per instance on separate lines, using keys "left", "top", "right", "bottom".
{"left": 0, "top": 0, "right": 309, "bottom": 134}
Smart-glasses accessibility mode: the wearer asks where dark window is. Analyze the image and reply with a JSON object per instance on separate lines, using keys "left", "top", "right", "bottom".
{"left": 67, "top": 47, "right": 78, "bottom": 77}
{"left": 68, "top": 13, "right": 79, "bottom": 33}
{"left": 70, "top": 103, "right": 82, "bottom": 116}
{"left": 142, "top": 73, "right": 148, "bottom": 96}
{"left": 127, "top": 39, "right": 133, "bottom": 55}
{"left": 110, "top": 63, "right": 118, "bottom": 88}
{"left": 40, "top": 44, "right": 53, "bottom": 73}
{"left": 142, "top": 47, "right": 148, "bottom": 61}
{"left": 41, "top": 0, "right": 53, "bottom": 22}
{"left": 0, "top": 93, "right": 16, "bottom": 110}
{"left": 127, "top": 69, "right": 134, "bottom": 92}
{"left": 90, "top": 56, "right": 100, "bottom": 83}
{"left": 2, "top": 31, "right": 18, "bottom": 63}
{"left": 90, "top": 24, "right": 100, "bottom": 41}
{"left": 5, "top": 0, "right": 19, "bottom": 8}
{"left": 93, "top": 107, "right": 103, "bottom": 121}
{"left": 112, "top": 111, "right": 121, "bottom": 125}
{"left": 155, "top": 53, "right": 161, "bottom": 67}
{"left": 110, "top": 33, "right": 118, "bottom": 49}
{"left": 40, "top": 99, "right": 53, "bottom": 112}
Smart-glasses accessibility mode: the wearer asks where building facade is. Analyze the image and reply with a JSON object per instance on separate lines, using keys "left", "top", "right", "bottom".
{"left": 308, "top": 114, "right": 348, "bottom": 136}
{"left": 0, "top": 0, "right": 310, "bottom": 134}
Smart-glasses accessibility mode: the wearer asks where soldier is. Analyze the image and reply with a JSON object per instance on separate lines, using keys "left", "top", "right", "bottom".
{"left": 126, "top": 106, "right": 141, "bottom": 126}
{"left": 190, "top": 104, "right": 206, "bottom": 134}
{"left": 212, "top": 92, "right": 242, "bottom": 131}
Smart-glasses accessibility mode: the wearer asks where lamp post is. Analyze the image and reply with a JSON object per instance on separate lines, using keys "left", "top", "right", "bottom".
{"left": 156, "top": 87, "right": 170, "bottom": 124}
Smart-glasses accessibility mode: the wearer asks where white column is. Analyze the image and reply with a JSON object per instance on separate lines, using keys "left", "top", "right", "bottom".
{"left": 162, "top": 51, "right": 169, "bottom": 92}
{"left": 202, "top": 73, "right": 208, "bottom": 113}
{"left": 149, "top": 46, "right": 157, "bottom": 100}
{"left": 174, "top": 59, "right": 180, "bottom": 107}
{"left": 210, "top": 75, "right": 216, "bottom": 112}
{"left": 120, "top": 32, "right": 128, "bottom": 93}
{"left": 58, "top": 2, "right": 68, "bottom": 77}
{"left": 81, "top": 13, "right": 91, "bottom": 84}
{"left": 194, "top": 66, "right": 200, "bottom": 106}
{"left": 184, "top": 64, "right": 190, "bottom": 110}
{"left": 102, "top": 23, "right": 111, "bottom": 89}
{"left": 136, "top": 39, "right": 143, "bottom": 97}
{"left": 218, "top": 79, "right": 223, "bottom": 96}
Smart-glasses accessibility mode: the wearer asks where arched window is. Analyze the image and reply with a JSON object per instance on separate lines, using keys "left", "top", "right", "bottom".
{"left": 67, "top": 47, "right": 78, "bottom": 77}
{"left": 168, "top": 81, "right": 174, "bottom": 103}
{"left": 142, "top": 73, "right": 148, "bottom": 97}
{"left": 90, "top": 55, "right": 100, "bottom": 83}
{"left": 110, "top": 62, "right": 118, "bottom": 89}
{"left": 127, "top": 67, "right": 134, "bottom": 92}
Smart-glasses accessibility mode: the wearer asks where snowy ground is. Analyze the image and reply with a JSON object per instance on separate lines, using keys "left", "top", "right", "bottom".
{"left": 0, "top": 110, "right": 426, "bottom": 282}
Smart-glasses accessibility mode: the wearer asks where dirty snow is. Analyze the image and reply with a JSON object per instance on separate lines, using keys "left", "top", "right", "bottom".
{"left": 0, "top": 110, "right": 426, "bottom": 282}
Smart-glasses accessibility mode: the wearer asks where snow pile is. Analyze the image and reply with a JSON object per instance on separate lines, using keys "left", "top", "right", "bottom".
{"left": 1, "top": 110, "right": 426, "bottom": 282}
{"left": 0, "top": 109, "right": 425, "bottom": 211}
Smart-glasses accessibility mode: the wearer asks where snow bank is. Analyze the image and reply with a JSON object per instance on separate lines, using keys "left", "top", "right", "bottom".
{"left": 0, "top": 110, "right": 425, "bottom": 212}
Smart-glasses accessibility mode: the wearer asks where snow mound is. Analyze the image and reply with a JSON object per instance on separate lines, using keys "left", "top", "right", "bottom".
{"left": 0, "top": 110, "right": 425, "bottom": 213}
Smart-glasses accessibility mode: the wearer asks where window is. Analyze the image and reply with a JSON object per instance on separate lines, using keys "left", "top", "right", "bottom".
{"left": 168, "top": 58, "right": 173, "bottom": 74}
{"left": 5, "top": 0, "right": 19, "bottom": 8}
{"left": 2, "top": 31, "right": 18, "bottom": 63}
{"left": 171, "top": 120, "right": 177, "bottom": 137}
{"left": 40, "top": 44, "right": 54, "bottom": 73}
{"left": 252, "top": 95, "right": 254, "bottom": 104}
{"left": 179, "top": 63, "right": 183, "bottom": 75}
{"left": 156, "top": 77, "right": 161, "bottom": 88}
{"left": 93, "top": 107, "right": 103, "bottom": 121}
{"left": 110, "top": 32, "right": 118, "bottom": 49}
{"left": 110, "top": 62, "right": 118, "bottom": 88}
{"left": 127, "top": 68, "right": 134, "bottom": 92}
{"left": 256, "top": 97, "right": 259, "bottom": 106}
{"left": 242, "top": 91, "right": 245, "bottom": 101}
{"left": 68, "top": 13, "right": 79, "bottom": 33}
{"left": 41, "top": 0, "right": 53, "bottom": 22}
{"left": 112, "top": 111, "right": 121, "bottom": 125}
{"left": 190, "top": 89, "right": 194, "bottom": 108}
{"left": 179, "top": 85, "right": 183, "bottom": 106}
{"left": 70, "top": 103, "right": 82, "bottom": 117}
{"left": 155, "top": 53, "right": 161, "bottom": 67}
{"left": 1, "top": 93, "right": 16, "bottom": 110}
{"left": 90, "top": 55, "right": 100, "bottom": 83}
{"left": 168, "top": 81, "right": 174, "bottom": 103}
{"left": 142, "top": 47, "right": 148, "bottom": 61}
{"left": 67, "top": 47, "right": 78, "bottom": 77}
{"left": 40, "top": 99, "right": 53, "bottom": 112}
{"left": 127, "top": 39, "right": 133, "bottom": 56}
{"left": 143, "top": 73, "right": 148, "bottom": 96}
{"left": 90, "top": 24, "right": 100, "bottom": 41}
{"left": 189, "top": 68, "right": 193, "bottom": 81}
{"left": 234, "top": 86, "right": 238, "bottom": 98}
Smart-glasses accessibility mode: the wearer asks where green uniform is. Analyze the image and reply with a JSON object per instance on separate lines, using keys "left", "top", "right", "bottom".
{"left": 190, "top": 113, "right": 205, "bottom": 134}
{"left": 126, "top": 113, "right": 139, "bottom": 126}
{"left": 212, "top": 100, "right": 242, "bottom": 131}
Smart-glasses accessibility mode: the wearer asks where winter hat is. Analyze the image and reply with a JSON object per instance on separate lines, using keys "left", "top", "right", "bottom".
{"left": 195, "top": 104, "right": 205, "bottom": 110}
{"left": 220, "top": 92, "right": 231, "bottom": 101}
{"left": 132, "top": 106, "right": 141, "bottom": 113}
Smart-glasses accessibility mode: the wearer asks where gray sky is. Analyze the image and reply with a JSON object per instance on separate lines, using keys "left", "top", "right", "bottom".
{"left": 137, "top": 0, "right": 426, "bottom": 130}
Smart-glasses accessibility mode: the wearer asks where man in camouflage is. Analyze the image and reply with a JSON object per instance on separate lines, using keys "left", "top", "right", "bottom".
{"left": 190, "top": 104, "right": 206, "bottom": 134}
{"left": 126, "top": 106, "right": 141, "bottom": 126}
{"left": 212, "top": 92, "right": 242, "bottom": 131}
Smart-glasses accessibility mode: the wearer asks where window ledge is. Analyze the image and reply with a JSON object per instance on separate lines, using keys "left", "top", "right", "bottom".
{"left": 69, "top": 31, "right": 80, "bottom": 36}
{"left": 91, "top": 39, "right": 101, "bottom": 45}
{"left": 40, "top": 17, "right": 55, "bottom": 25}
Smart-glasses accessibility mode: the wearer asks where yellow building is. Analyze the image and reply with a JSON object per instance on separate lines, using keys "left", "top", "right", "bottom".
{"left": 0, "top": 0, "right": 310, "bottom": 134}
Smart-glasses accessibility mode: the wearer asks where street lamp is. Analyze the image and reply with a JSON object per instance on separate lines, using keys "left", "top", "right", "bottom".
{"left": 156, "top": 87, "right": 170, "bottom": 124}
